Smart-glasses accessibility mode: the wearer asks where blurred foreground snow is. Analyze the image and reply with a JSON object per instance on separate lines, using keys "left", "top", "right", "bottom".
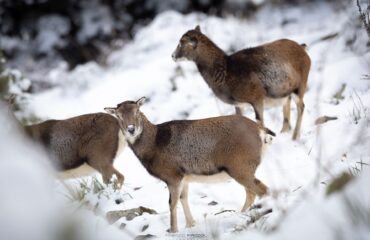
{"left": 0, "top": 104, "right": 57, "bottom": 240}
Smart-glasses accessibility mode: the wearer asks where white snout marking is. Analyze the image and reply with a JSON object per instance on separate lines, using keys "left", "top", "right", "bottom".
{"left": 173, "top": 57, "right": 188, "bottom": 62}
{"left": 124, "top": 125, "right": 143, "bottom": 145}
{"left": 171, "top": 50, "right": 188, "bottom": 62}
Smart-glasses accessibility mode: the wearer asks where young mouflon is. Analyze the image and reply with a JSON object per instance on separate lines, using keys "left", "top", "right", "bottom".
{"left": 105, "top": 97, "right": 274, "bottom": 232}
{"left": 25, "top": 113, "right": 126, "bottom": 185}
{"left": 172, "top": 25, "right": 311, "bottom": 140}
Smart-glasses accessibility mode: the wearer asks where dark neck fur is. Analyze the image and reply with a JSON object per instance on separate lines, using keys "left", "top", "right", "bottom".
{"left": 195, "top": 36, "right": 227, "bottom": 85}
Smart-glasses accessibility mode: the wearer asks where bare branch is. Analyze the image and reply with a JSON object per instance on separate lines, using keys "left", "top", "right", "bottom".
{"left": 357, "top": 0, "right": 370, "bottom": 38}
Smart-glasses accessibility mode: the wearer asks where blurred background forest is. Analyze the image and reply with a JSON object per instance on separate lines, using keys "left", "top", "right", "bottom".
{"left": 0, "top": 0, "right": 356, "bottom": 92}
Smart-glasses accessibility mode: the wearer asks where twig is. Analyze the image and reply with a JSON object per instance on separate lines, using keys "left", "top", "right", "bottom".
{"left": 356, "top": 161, "right": 370, "bottom": 166}
{"left": 246, "top": 209, "right": 273, "bottom": 225}
{"left": 214, "top": 209, "right": 236, "bottom": 215}
{"left": 310, "top": 32, "right": 339, "bottom": 46}
{"left": 319, "top": 32, "right": 339, "bottom": 41}
{"left": 292, "top": 186, "right": 302, "bottom": 192}
{"left": 314, "top": 116, "right": 338, "bottom": 125}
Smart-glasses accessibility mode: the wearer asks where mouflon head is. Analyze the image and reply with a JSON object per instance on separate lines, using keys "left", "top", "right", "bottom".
{"left": 104, "top": 97, "right": 146, "bottom": 144}
{"left": 172, "top": 25, "right": 204, "bottom": 62}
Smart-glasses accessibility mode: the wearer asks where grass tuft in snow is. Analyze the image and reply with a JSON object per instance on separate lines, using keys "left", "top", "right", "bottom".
{"left": 331, "top": 83, "right": 346, "bottom": 105}
{"left": 62, "top": 176, "right": 129, "bottom": 204}
{"left": 348, "top": 91, "right": 368, "bottom": 124}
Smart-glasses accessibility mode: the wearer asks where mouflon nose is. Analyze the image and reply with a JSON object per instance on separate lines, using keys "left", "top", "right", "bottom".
{"left": 127, "top": 125, "right": 135, "bottom": 135}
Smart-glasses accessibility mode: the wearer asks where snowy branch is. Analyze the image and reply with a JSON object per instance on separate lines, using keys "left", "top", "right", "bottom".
{"left": 356, "top": 0, "right": 370, "bottom": 38}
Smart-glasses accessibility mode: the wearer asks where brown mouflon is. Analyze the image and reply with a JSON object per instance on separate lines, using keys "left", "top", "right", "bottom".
{"left": 172, "top": 25, "right": 311, "bottom": 140}
{"left": 25, "top": 113, "right": 126, "bottom": 186}
{"left": 105, "top": 97, "right": 275, "bottom": 232}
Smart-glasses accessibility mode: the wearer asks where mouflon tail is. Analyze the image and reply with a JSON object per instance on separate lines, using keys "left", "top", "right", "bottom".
{"left": 264, "top": 127, "right": 276, "bottom": 137}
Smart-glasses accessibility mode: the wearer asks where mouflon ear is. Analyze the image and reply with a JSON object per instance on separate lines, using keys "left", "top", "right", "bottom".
{"left": 194, "top": 25, "right": 201, "bottom": 32}
{"left": 136, "top": 97, "right": 146, "bottom": 107}
{"left": 104, "top": 107, "right": 117, "bottom": 115}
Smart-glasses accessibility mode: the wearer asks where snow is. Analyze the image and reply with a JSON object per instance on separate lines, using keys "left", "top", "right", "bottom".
{"left": 0, "top": 105, "right": 57, "bottom": 240}
{"left": 3, "top": 1, "right": 370, "bottom": 239}
{"left": 236, "top": 168, "right": 370, "bottom": 240}
{"left": 77, "top": 0, "right": 114, "bottom": 44}
{"left": 36, "top": 15, "right": 70, "bottom": 53}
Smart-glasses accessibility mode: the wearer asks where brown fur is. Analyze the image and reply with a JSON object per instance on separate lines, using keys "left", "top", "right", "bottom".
{"left": 105, "top": 98, "right": 272, "bottom": 232}
{"left": 172, "top": 26, "right": 311, "bottom": 139}
{"left": 24, "top": 113, "right": 125, "bottom": 185}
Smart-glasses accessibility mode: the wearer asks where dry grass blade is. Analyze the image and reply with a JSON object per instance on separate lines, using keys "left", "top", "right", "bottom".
{"left": 315, "top": 116, "right": 338, "bottom": 125}
{"left": 214, "top": 209, "right": 236, "bottom": 216}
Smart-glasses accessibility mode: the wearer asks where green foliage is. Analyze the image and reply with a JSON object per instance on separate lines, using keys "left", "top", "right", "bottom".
{"left": 0, "top": 76, "right": 10, "bottom": 98}
{"left": 0, "top": 49, "right": 42, "bottom": 125}
{"left": 0, "top": 50, "right": 10, "bottom": 99}
{"left": 0, "top": 50, "right": 5, "bottom": 72}
{"left": 331, "top": 83, "right": 346, "bottom": 105}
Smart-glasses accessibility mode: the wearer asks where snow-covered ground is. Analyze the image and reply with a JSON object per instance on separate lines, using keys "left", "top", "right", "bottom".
{"left": 2, "top": 1, "right": 370, "bottom": 239}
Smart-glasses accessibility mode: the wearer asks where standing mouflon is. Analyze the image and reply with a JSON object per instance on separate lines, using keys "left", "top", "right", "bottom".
{"left": 25, "top": 113, "right": 126, "bottom": 185}
{"left": 105, "top": 97, "right": 274, "bottom": 232}
{"left": 172, "top": 25, "right": 311, "bottom": 140}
